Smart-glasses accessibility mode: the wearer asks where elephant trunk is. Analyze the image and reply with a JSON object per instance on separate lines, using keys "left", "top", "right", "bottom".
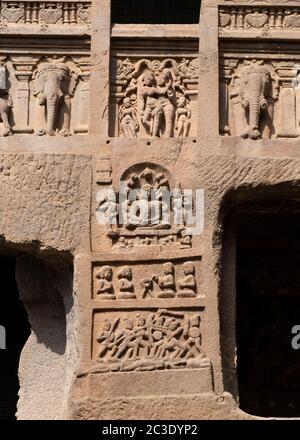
{"left": 247, "top": 73, "right": 268, "bottom": 140}
{"left": 47, "top": 94, "right": 59, "bottom": 136}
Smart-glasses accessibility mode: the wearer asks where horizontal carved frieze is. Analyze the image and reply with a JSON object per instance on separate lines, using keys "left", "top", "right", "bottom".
{"left": 0, "top": 1, "right": 91, "bottom": 28}
{"left": 90, "top": 309, "right": 210, "bottom": 372}
{"left": 219, "top": 6, "right": 300, "bottom": 34}
{"left": 93, "top": 258, "right": 202, "bottom": 301}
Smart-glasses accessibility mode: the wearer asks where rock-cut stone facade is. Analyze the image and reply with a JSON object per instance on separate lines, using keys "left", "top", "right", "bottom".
{"left": 1, "top": 0, "right": 300, "bottom": 420}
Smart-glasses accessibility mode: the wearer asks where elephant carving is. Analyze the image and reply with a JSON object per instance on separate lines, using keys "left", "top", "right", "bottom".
{"left": 0, "top": 90, "right": 12, "bottom": 137}
{"left": 237, "top": 63, "right": 278, "bottom": 140}
{"left": 33, "top": 63, "right": 78, "bottom": 136}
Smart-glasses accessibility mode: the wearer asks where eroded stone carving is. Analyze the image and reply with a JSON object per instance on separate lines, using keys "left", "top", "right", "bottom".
{"left": 226, "top": 61, "right": 279, "bottom": 139}
{"left": 93, "top": 260, "right": 200, "bottom": 300}
{"left": 1, "top": 2, "right": 24, "bottom": 23}
{"left": 0, "top": 2, "right": 91, "bottom": 27}
{"left": 111, "top": 57, "right": 198, "bottom": 138}
{"left": 33, "top": 62, "right": 78, "bottom": 136}
{"left": 39, "top": 3, "right": 63, "bottom": 25}
{"left": 239, "top": 63, "right": 275, "bottom": 139}
{"left": 0, "top": 65, "right": 12, "bottom": 136}
{"left": 219, "top": 6, "right": 300, "bottom": 34}
{"left": 93, "top": 309, "right": 209, "bottom": 372}
{"left": 177, "top": 262, "right": 197, "bottom": 298}
{"left": 96, "top": 164, "right": 193, "bottom": 249}
{"left": 153, "top": 262, "right": 176, "bottom": 299}
{"left": 95, "top": 266, "right": 116, "bottom": 300}
{"left": 117, "top": 266, "right": 136, "bottom": 300}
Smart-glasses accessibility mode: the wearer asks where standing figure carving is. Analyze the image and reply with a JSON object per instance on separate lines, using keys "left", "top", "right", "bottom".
{"left": 0, "top": 65, "right": 12, "bottom": 137}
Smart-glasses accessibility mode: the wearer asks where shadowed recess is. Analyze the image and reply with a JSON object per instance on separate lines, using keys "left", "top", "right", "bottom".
{"left": 111, "top": 0, "right": 202, "bottom": 24}
{"left": 0, "top": 257, "right": 30, "bottom": 420}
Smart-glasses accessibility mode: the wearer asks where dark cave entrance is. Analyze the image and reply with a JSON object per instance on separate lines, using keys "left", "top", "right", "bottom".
{"left": 235, "top": 201, "right": 300, "bottom": 417}
{"left": 0, "top": 257, "right": 30, "bottom": 420}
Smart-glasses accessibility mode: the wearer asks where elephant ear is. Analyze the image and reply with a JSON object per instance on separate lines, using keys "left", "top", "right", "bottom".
{"left": 62, "top": 71, "right": 78, "bottom": 97}
{"left": 33, "top": 73, "right": 44, "bottom": 97}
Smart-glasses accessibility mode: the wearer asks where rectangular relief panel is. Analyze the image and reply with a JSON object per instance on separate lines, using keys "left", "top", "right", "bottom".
{"left": 92, "top": 257, "right": 203, "bottom": 301}
{"left": 220, "top": 41, "right": 300, "bottom": 140}
{"left": 91, "top": 309, "right": 209, "bottom": 373}
{"left": 110, "top": 39, "right": 199, "bottom": 138}
{"left": 219, "top": 5, "right": 300, "bottom": 37}
{"left": 0, "top": 1, "right": 91, "bottom": 32}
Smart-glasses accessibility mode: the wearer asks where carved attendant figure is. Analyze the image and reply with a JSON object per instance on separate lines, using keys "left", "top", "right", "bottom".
{"left": 175, "top": 96, "right": 191, "bottom": 137}
{"left": 117, "top": 266, "right": 136, "bottom": 300}
{"left": 153, "top": 262, "right": 176, "bottom": 298}
{"left": 0, "top": 66, "right": 12, "bottom": 137}
{"left": 119, "top": 97, "right": 139, "bottom": 138}
{"left": 177, "top": 262, "right": 197, "bottom": 298}
{"left": 0, "top": 90, "right": 12, "bottom": 137}
{"left": 96, "top": 266, "right": 115, "bottom": 300}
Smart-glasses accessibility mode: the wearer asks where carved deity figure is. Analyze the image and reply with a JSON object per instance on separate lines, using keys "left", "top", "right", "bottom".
{"left": 33, "top": 63, "right": 78, "bottom": 136}
{"left": 140, "top": 71, "right": 164, "bottom": 137}
{"left": 239, "top": 64, "right": 272, "bottom": 140}
{"left": 95, "top": 266, "right": 115, "bottom": 300}
{"left": 119, "top": 97, "right": 139, "bottom": 137}
{"left": 117, "top": 266, "right": 136, "bottom": 300}
{"left": 175, "top": 96, "right": 191, "bottom": 137}
{"left": 177, "top": 262, "right": 197, "bottom": 298}
{"left": 153, "top": 262, "right": 176, "bottom": 298}
{"left": 156, "top": 70, "right": 176, "bottom": 137}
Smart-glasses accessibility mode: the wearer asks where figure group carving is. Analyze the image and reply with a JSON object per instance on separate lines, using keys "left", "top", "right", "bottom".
{"left": 94, "top": 309, "right": 209, "bottom": 372}
{"left": 97, "top": 165, "right": 193, "bottom": 248}
{"left": 94, "top": 261, "right": 199, "bottom": 300}
{"left": 114, "top": 57, "right": 198, "bottom": 138}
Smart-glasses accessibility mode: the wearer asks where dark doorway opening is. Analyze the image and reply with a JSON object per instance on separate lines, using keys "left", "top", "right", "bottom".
{"left": 0, "top": 257, "right": 30, "bottom": 420}
{"left": 236, "top": 202, "right": 300, "bottom": 417}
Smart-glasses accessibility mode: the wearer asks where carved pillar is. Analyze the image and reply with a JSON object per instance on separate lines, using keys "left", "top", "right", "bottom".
{"left": 74, "top": 64, "right": 90, "bottom": 134}
{"left": 198, "top": 5, "right": 220, "bottom": 140}
{"left": 89, "top": 0, "right": 111, "bottom": 135}
{"left": 277, "top": 69, "right": 299, "bottom": 138}
{"left": 12, "top": 60, "right": 35, "bottom": 133}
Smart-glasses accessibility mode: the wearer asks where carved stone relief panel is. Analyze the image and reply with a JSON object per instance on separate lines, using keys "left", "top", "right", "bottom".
{"left": 0, "top": 55, "right": 90, "bottom": 135}
{"left": 110, "top": 56, "right": 199, "bottom": 138}
{"left": 92, "top": 258, "right": 203, "bottom": 301}
{"left": 0, "top": 1, "right": 91, "bottom": 31}
{"left": 219, "top": 6, "right": 300, "bottom": 36}
{"left": 95, "top": 163, "right": 195, "bottom": 250}
{"left": 220, "top": 46, "right": 300, "bottom": 139}
{"left": 91, "top": 309, "right": 209, "bottom": 373}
